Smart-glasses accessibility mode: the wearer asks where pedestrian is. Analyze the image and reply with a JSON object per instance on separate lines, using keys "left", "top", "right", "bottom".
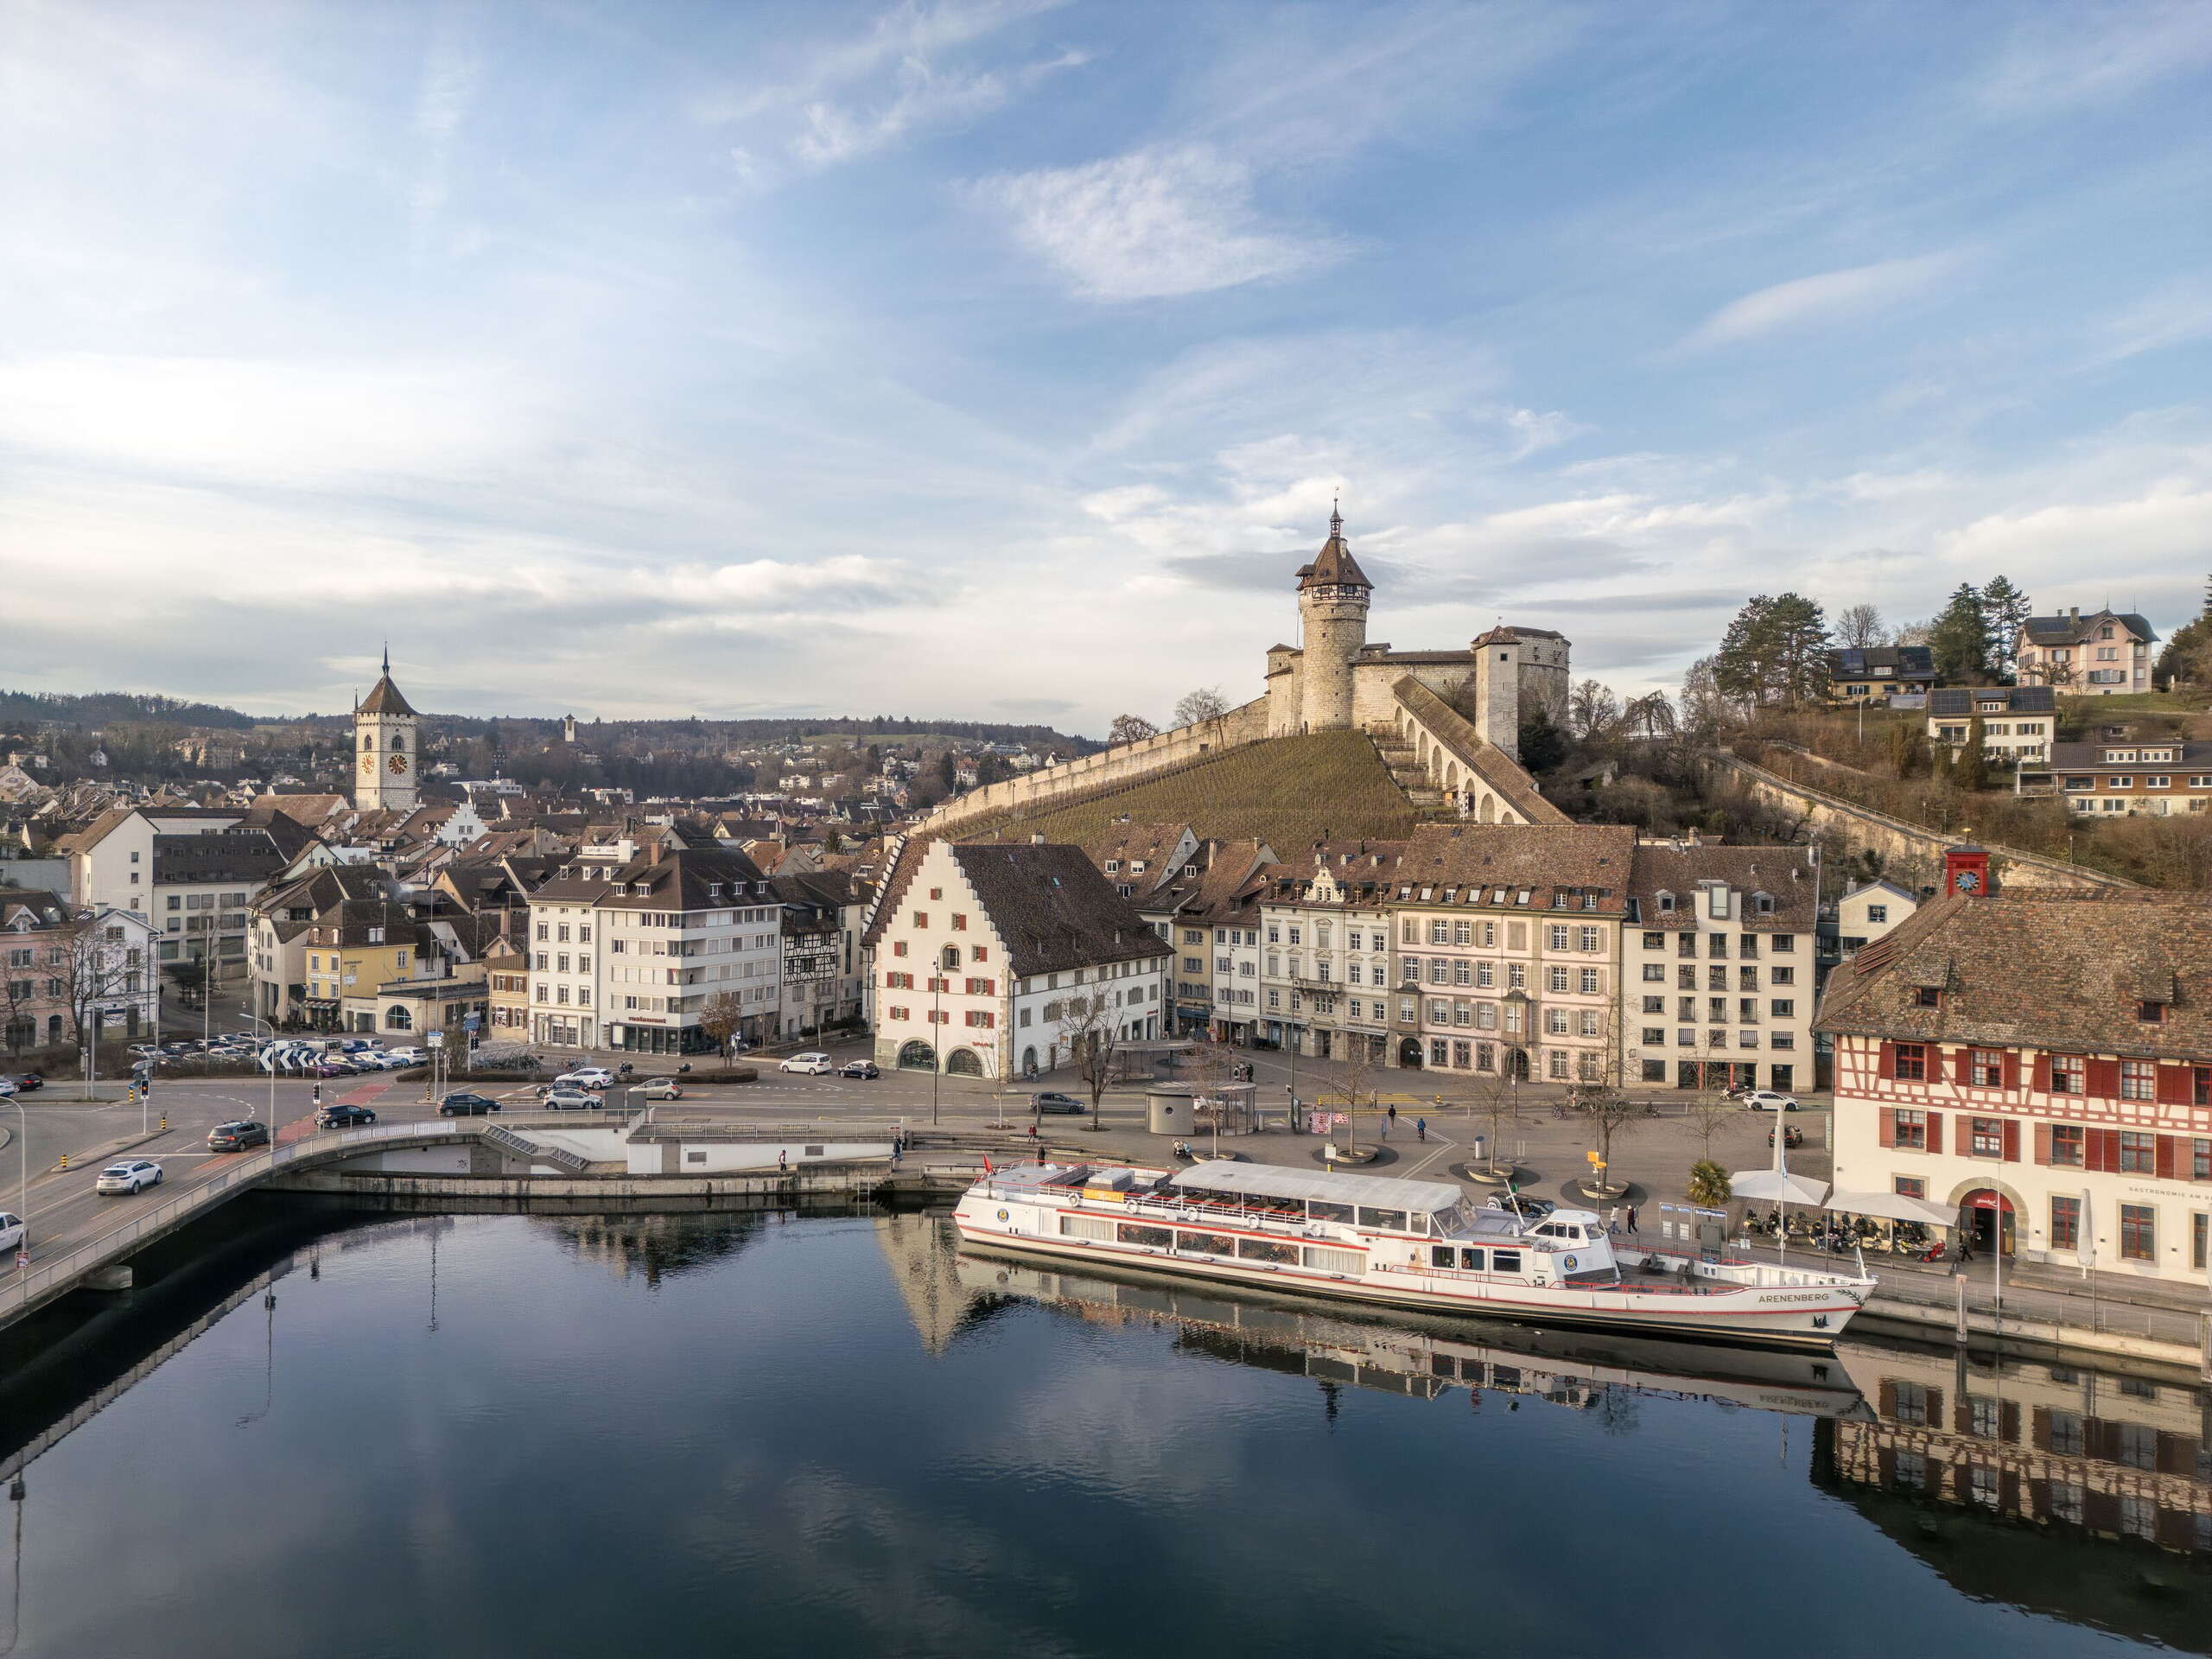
{"left": 1414, "top": 1116, "right": 1427, "bottom": 1142}
{"left": 1625, "top": 1205, "right": 1639, "bottom": 1235}
{"left": 778, "top": 1149, "right": 788, "bottom": 1173}
{"left": 1956, "top": 1236, "right": 1974, "bottom": 1265}
{"left": 1385, "top": 1103, "right": 1397, "bottom": 1139}
{"left": 1605, "top": 1205, "right": 1618, "bottom": 1236}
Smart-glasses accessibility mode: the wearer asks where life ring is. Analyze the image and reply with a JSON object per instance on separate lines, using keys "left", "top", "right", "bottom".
{"left": 1563, "top": 1254, "right": 1579, "bottom": 1270}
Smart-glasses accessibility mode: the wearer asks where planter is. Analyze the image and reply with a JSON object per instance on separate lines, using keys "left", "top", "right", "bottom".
{"left": 1458, "top": 1161, "right": 1522, "bottom": 1186}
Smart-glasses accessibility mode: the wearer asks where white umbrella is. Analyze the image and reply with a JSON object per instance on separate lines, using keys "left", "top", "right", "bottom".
{"left": 1822, "top": 1188, "right": 1953, "bottom": 1227}
{"left": 1733, "top": 1168, "right": 1832, "bottom": 1205}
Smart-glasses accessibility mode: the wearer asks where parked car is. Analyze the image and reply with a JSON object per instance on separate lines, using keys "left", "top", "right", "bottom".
{"left": 207, "top": 1121, "right": 270, "bottom": 1153}
{"left": 317, "top": 1103, "right": 378, "bottom": 1128}
{"left": 556, "top": 1067, "right": 613, "bottom": 1090}
{"left": 840, "top": 1060, "right": 880, "bottom": 1080}
{"left": 384, "top": 1046, "right": 427, "bottom": 1066}
{"left": 96, "top": 1160, "right": 164, "bottom": 1195}
{"left": 1033, "top": 1091, "right": 1086, "bottom": 1115}
{"left": 438, "top": 1092, "right": 502, "bottom": 1116}
{"left": 1769, "top": 1125, "right": 1804, "bottom": 1149}
{"left": 9, "top": 1072, "right": 40, "bottom": 1093}
{"left": 543, "top": 1088, "right": 599, "bottom": 1110}
{"left": 1743, "top": 1090, "right": 1800, "bottom": 1113}
{"left": 127, "top": 1044, "right": 162, "bottom": 1061}
{"left": 1485, "top": 1192, "right": 1558, "bottom": 1220}
{"left": 0, "top": 1079, "right": 16, "bottom": 1099}
{"left": 311, "top": 1060, "right": 360, "bottom": 1078}
{"left": 0, "top": 1212, "right": 22, "bottom": 1255}
{"left": 639, "top": 1078, "right": 683, "bottom": 1100}
{"left": 779, "top": 1052, "right": 834, "bottom": 1075}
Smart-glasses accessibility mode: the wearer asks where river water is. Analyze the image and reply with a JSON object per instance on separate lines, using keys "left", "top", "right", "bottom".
{"left": 0, "top": 1202, "right": 2204, "bottom": 1658}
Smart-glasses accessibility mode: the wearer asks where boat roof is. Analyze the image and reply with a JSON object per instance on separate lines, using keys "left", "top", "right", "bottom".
{"left": 1166, "top": 1160, "right": 1466, "bottom": 1213}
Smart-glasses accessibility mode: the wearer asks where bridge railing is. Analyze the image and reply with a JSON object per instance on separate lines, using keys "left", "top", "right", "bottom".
{"left": 0, "top": 1119, "right": 468, "bottom": 1325}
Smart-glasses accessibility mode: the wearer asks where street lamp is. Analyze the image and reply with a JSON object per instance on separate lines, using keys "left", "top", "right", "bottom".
{"left": 240, "top": 1011, "right": 281, "bottom": 1137}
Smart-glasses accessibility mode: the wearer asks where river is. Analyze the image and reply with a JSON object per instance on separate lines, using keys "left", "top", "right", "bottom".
{"left": 0, "top": 1200, "right": 2202, "bottom": 1657}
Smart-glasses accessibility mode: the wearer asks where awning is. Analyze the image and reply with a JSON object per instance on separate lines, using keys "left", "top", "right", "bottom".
{"left": 1731, "top": 1169, "right": 1830, "bottom": 1205}
{"left": 1822, "top": 1188, "right": 1955, "bottom": 1226}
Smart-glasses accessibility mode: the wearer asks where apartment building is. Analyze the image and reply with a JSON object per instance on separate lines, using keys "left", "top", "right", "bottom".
{"left": 773, "top": 870, "right": 865, "bottom": 1039}
{"left": 1927, "top": 685, "right": 2056, "bottom": 763}
{"left": 2020, "top": 735, "right": 2212, "bottom": 816}
{"left": 1623, "top": 840, "right": 1818, "bottom": 1093}
{"left": 1385, "top": 824, "right": 1636, "bottom": 1082}
{"left": 1827, "top": 645, "right": 1936, "bottom": 704}
{"left": 1818, "top": 877, "right": 2211, "bottom": 1283}
{"left": 59, "top": 805, "right": 302, "bottom": 982}
{"left": 596, "top": 849, "right": 781, "bottom": 1055}
{"left": 1253, "top": 843, "right": 1408, "bottom": 1065}
{"left": 865, "top": 839, "right": 1169, "bottom": 1079}
{"left": 0, "top": 887, "right": 159, "bottom": 1051}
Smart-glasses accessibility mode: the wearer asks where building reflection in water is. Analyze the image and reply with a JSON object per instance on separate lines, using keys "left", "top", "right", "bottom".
{"left": 1818, "top": 1341, "right": 2212, "bottom": 1651}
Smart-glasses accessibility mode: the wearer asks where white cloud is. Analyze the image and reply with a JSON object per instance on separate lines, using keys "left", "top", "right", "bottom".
{"left": 1678, "top": 252, "right": 1969, "bottom": 352}
{"left": 971, "top": 144, "right": 1344, "bottom": 302}
{"left": 1974, "top": 2, "right": 2212, "bottom": 117}
{"left": 2092, "top": 279, "right": 2212, "bottom": 364}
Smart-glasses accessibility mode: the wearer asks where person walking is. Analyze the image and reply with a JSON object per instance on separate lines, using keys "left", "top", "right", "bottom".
{"left": 1625, "top": 1204, "right": 1639, "bottom": 1235}
{"left": 1386, "top": 1103, "right": 1397, "bottom": 1140}
{"left": 778, "top": 1149, "right": 788, "bottom": 1173}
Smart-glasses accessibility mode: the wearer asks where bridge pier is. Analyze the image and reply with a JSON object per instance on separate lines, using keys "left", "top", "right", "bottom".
{"left": 82, "top": 1266, "right": 134, "bottom": 1292}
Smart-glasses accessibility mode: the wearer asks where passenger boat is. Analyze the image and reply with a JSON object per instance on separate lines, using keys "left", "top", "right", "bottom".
{"left": 953, "top": 1159, "right": 1875, "bottom": 1345}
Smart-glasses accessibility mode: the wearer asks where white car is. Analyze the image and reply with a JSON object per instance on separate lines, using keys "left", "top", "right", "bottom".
{"left": 556, "top": 1067, "right": 613, "bottom": 1090}
{"left": 779, "top": 1052, "right": 834, "bottom": 1075}
{"left": 0, "top": 1212, "right": 22, "bottom": 1255}
{"left": 1743, "top": 1090, "right": 1800, "bottom": 1113}
{"left": 384, "top": 1047, "right": 427, "bottom": 1065}
{"left": 0, "top": 1078, "right": 16, "bottom": 1098}
{"left": 543, "top": 1088, "right": 598, "bottom": 1110}
{"left": 95, "top": 1160, "right": 165, "bottom": 1196}
{"left": 639, "top": 1078, "right": 683, "bottom": 1100}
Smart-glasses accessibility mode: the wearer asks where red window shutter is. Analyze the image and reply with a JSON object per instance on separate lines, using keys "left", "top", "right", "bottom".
{"left": 1878, "top": 1039, "right": 1897, "bottom": 1079}
{"left": 2156, "top": 1065, "right": 2191, "bottom": 1105}
{"left": 2002, "top": 1120, "right": 2020, "bottom": 1162}
{"left": 2031, "top": 1407, "right": 2052, "bottom": 1451}
{"left": 1878, "top": 1381, "right": 1898, "bottom": 1419}
{"left": 2031, "top": 1053, "right": 2050, "bottom": 1093}
{"left": 1927, "top": 1111, "right": 1944, "bottom": 1154}
{"left": 1925, "top": 1388, "right": 1944, "bottom": 1426}
{"left": 2003, "top": 1052, "right": 2021, "bottom": 1091}
{"left": 2093, "top": 1129, "right": 2121, "bottom": 1173}
{"left": 2089, "top": 1058, "right": 2122, "bottom": 1098}
{"left": 2156, "top": 1135, "right": 2177, "bottom": 1180}
{"left": 2033, "top": 1122, "right": 2052, "bottom": 1165}
{"left": 1878, "top": 1108, "right": 1897, "bottom": 1148}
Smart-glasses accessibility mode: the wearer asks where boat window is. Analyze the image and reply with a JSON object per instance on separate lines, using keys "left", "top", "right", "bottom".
{"left": 1061, "top": 1216, "right": 1114, "bottom": 1241}
{"left": 1307, "top": 1200, "right": 1355, "bottom": 1224}
{"left": 1116, "top": 1224, "right": 1173, "bottom": 1249}
{"left": 1303, "top": 1245, "right": 1363, "bottom": 1274}
{"left": 1407, "top": 1212, "right": 1429, "bottom": 1235}
{"left": 1491, "top": 1250, "right": 1522, "bottom": 1274}
{"left": 1357, "top": 1206, "right": 1408, "bottom": 1231}
{"left": 1431, "top": 1245, "right": 1455, "bottom": 1268}
{"left": 1179, "top": 1230, "right": 1234, "bottom": 1255}
{"left": 1236, "top": 1236, "right": 1301, "bottom": 1265}
{"left": 1459, "top": 1248, "right": 1486, "bottom": 1271}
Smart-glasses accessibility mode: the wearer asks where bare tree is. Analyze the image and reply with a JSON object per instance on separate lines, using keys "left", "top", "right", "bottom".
{"left": 1684, "top": 1090, "right": 1737, "bottom": 1166}
{"left": 58, "top": 912, "right": 149, "bottom": 1068}
{"left": 1567, "top": 679, "right": 1622, "bottom": 744}
{"left": 1106, "top": 715, "right": 1159, "bottom": 747}
{"left": 1172, "top": 687, "right": 1230, "bottom": 728}
{"left": 1834, "top": 603, "right": 1888, "bottom": 650}
{"left": 1325, "top": 1030, "right": 1389, "bottom": 1157}
{"left": 696, "top": 992, "right": 745, "bottom": 1070}
{"left": 1571, "top": 1007, "right": 1640, "bottom": 1196}
{"left": 1470, "top": 1054, "right": 1521, "bottom": 1179}
{"left": 1892, "top": 617, "right": 1932, "bottom": 647}
{"left": 1055, "top": 991, "right": 1122, "bottom": 1131}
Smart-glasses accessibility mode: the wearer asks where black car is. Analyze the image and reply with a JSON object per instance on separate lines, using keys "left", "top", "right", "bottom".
{"left": 207, "top": 1121, "right": 270, "bottom": 1153}
{"left": 841, "top": 1060, "right": 880, "bottom": 1080}
{"left": 1768, "top": 1125, "right": 1804, "bottom": 1149}
{"left": 1033, "top": 1091, "right": 1087, "bottom": 1116}
{"left": 317, "top": 1103, "right": 378, "bottom": 1128}
{"left": 438, "top": 1092, "right": 501, "bottom": 1116}
{"left": 8, "top": 1072, "right": 39, "bottom": 1093}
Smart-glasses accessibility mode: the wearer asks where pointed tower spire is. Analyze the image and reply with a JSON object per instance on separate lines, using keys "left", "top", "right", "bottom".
{"left": 1330, "top": 495, "right": 1342, "bottom": 540}
{"left": 382, "top": 641, "right": 391, "bottom": 677}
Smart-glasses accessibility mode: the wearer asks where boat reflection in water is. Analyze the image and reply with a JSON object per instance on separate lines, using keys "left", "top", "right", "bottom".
{"left": 955, "top": 1248, "right": 1872, "bottom": 1422}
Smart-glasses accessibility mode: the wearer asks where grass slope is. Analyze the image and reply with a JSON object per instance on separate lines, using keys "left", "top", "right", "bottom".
{"left": 969, "top": 730, "right": 1418, "bottom": 849}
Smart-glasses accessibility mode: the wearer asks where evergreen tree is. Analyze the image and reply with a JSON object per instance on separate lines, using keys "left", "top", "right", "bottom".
{"left": 1712, "top": 593, "right": 1831, "bottom": 706}
{"left": 1928, "top": 583, "right": 1994, "bottom": 683}
{"left": 1978, "top": 575, "right": 2031, "bottom": 682}
{"left": 1517, "top": 706, "right": 1569, "bottom": 773}
{"left": 1953, "top": 715, "right": 1987, "bottom": 791}
{"left": 2156, "top": 610, "right": 2212, "bottom": 688}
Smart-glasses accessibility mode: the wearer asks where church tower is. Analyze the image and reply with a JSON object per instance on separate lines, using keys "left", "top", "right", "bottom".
{"left": 353, "top": 648, "right": 421, "bottom": 812}
{"left": 1296, "top": 505, "right": 1371, "bottom": 733}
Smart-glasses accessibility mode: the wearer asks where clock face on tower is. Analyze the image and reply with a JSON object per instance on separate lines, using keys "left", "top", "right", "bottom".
{"left": 1953, "top": 868, "right": 1981, "bottom": 893}
{"left": 388, "top": 753, "right": 408, "bottom": 774}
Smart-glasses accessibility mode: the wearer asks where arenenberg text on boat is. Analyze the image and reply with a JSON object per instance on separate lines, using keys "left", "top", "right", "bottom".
{"left": 953, "top": 1160, "right": 1873, "bottom": 1344}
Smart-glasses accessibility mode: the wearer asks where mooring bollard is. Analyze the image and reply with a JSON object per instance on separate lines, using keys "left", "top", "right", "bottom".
{"left": 57, "top": 1152, "right": 67, "bottom": 1171}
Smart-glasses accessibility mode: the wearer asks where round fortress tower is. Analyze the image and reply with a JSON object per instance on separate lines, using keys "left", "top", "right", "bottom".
{"left": 1296, "top": 506, "right": 1371, "bottom": 733}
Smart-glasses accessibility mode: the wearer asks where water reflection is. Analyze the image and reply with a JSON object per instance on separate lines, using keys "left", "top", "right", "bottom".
{"left": 953, "top": 1248, "right": 1872, "bottom": 1421}
{"left": 1818, "top": 1341, "right": 2212, "bottom": 1652}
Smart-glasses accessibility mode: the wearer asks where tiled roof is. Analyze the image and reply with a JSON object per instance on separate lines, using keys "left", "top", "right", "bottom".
{"left": 2037, "top": 739, "right": 2212, "bottom": 770}
{"left": 949, "top": 842, "right": 1173, "bottom": 978}
{"left": 1927, "top": 685, "right": 2056, "bottom": 716}
{"left": 1626, "top": 842, "right": 1819, "bottom": 931}
{"left": 355, "top": 674, "right": 417, "bottom": 717}
{"left": 2021, "top": 609, "right": 2159, "bottom": 647}
{"left": 1392, "top": 823, "right": 1636, "bottom": 909}
{"left": 1815, "top": 891, "right": 2212, "bottom": 1060}
{"left": 1295, "top": 510, "right": 1371, "bottom": 591}
{"left": 1826, "top": 645, "right": 1936, "bottom": 678}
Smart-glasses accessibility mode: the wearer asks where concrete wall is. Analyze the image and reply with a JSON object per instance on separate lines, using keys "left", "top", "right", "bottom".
{"left": 919, "top": 698, "right": 1272, "bottom": 836}
{"left": 333, "top": 1144, "right": 477, "bottom": 1174}
{"left": 625, "top": 1139, "right": 893, "bottom": 1174}
{"left": 1705, "top": 751, "right": 2136, "bottom": 893}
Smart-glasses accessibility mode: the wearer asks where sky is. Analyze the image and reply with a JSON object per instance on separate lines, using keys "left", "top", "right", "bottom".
{"left": 3, "top": 0, "right": 2211, "bottom": 736}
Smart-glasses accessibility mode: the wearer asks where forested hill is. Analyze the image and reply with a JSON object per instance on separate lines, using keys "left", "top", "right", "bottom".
{"left": 0, "top": 689, "right": 257, "bottom": 729}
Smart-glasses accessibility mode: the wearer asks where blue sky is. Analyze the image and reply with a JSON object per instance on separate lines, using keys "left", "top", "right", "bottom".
{"left": 4, "top": 0, "right": 2210, "bottom": 734}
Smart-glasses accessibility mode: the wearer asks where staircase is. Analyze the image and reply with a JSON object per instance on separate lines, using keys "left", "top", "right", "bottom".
{"left": 1364, "top": 728, "right": 1452, "bottom": 819}
{"left": 482, "top": 1125, "right": 590, "bottom": 1173}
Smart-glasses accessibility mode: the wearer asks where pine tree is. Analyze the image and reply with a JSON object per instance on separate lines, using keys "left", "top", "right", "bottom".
{"left": 1928, "top": 583, "right": 1993, "bottom": 683}
{"left": 1978, "top": 575, "right": 2031, "bottom": 682}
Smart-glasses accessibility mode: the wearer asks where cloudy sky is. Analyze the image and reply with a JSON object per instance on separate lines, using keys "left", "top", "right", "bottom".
{"left": 4, "top": 1, "right": 2210, "bottom": 734}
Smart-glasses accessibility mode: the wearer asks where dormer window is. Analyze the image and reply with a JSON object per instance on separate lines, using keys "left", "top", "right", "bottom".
{"left": 1104, "top": 861, "right": 1121, "bottom": 873}
{"left": 2139, "top": 999, "right": 2166, "bottom": 1023}
{"left": 1912, "top": 986, "right": 1941, "bottom": 1008}
{"left": 1656, "top": 892, "right": 1675, "bottom": 914}
{"left": 1752, "top": 893, "right": 1775, "bottom": 914}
